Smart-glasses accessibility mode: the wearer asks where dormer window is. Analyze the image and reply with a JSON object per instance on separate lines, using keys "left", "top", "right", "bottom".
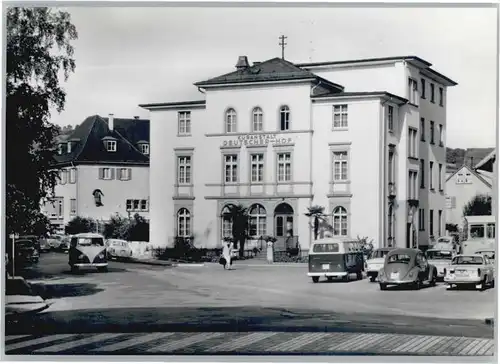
{"left": 106, "top": 140, "right": 117, "bottom": 152}
{"left": 58, "top": 144, "right": 63, "bottom": 155}
{"left": 102, "top": 136, "right": 117, "bottom": 152}
{"left": 67, "top": 141, "right": 72, "bottom": 154}
{"left": 140, "top": 144, "right": 149, "bottom": 155}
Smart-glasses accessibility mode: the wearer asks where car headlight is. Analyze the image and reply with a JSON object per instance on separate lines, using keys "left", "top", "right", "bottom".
{"left": 98, "top": 253, "right": 105, "bottom": 259}
{"left": 78, "top": 254, "right": 85, "bottom": 259}
{"left": 408, "top": 271, "right": 414, "bottom": 278}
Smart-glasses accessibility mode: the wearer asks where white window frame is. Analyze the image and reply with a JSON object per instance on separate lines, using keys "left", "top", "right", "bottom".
{"left": 103, "top": 168, "right": 112, "bottom": 180}
{"left": 59, "top": 170, "right": 67, "bottom": 184}
{"left": 430, "top": 83, "right": 435, "bottom": 103}
{"left": 439, "top": 87, "right": 444, "bottom": 106}
{"left": 429, "top": 161, "right": 434, "bottom": 190}
{"left": 408, "top": 78, "right": 419, "bottom": 105}
{"left": 408, "top": 128, "right": 418, "bottom": 158}
{"left": 248, "top": 204, "right": 267, "bottom": 237}
{"left": 279, "top": 105, "right": 290, "bottom": 131}
{"left": 58, "top": 144, "right": 63, "bottom": 155}
{"left": 225, "top": 108, "right": 237, "bottom": 133}
{"left": 439, "top": 124, "right": 444, "bottom": 146}
{"left": 252, "top": 107, "right": 263, "bottom": 132}
{"left": 178, "top": 111, "right": 191, "bottom": 135}
{"left": 430, "top": 121, "right": 435, "bottom": 144}
{"left": 250, "top": 153, "right": 264, "bottom": 183}
{"left": 438, "top": 163, "right": 443, "bottom": 190}
{"left": 177, "top": 208, "right": 191, "bottom": 237}
{"left": 418, "top": 209, "right": 425, "bottom": 231}
{"left": 333, "top": 151, "right": 348, "bottom": 181}
{"left": 420, "top": 117, "right": 425, "bottom": 142}
{"left": 387, "top": 105, "right": 394, "bottom": 132}
{"left": 106, "top": 140, "right": 117, "bottom": 152}
{"left": 221, "top": 206, "right": 233, "bottom": 238}
{"left": 119, "top": 168, "right": 130, "bottom": 181}
{"left": 69, "top": 168, "right": 76, "bottom": 183}
{"left": 333, "top": 104, "right": 348, "bottom": 129}
{"left": 140, "top": 143, "right": 150, "bottom": 155}
{"left": 177, "top": 156, "right": 192, "bottom": 185}
{"left": 332, "top": 206, "right": 348, "bottom": 237}
{"left": 70, "top": 199, "right": 76, "bottom": 215}
{"left": 408, "top": 170, "right": 418, "bottom": 200}
{"left": 276, "top": 152, "right": 292, "bottom": 182}
{"left": 224, "top": 154, "right": 238, "bottom": 183}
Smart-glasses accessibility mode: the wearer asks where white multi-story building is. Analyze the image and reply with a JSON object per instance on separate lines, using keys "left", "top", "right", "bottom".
{"left": 140, "top": 55, "right": 456, "bottom": 252}
{"left": 43, "top": 114, "right": 150, "bottom": 233}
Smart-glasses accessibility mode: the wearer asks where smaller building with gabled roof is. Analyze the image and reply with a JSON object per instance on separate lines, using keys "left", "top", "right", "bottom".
{"left": 445, "top": 164, "right": 492, "bottom": 227}
{"left": 43, "top": 114, "right": 150, "bottom": 233}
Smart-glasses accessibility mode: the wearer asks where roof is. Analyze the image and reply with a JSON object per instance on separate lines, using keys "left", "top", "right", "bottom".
{"left": 297, "top": 55, "right": 458, "bottom": 87}
{"left": 445, "top": 164, "right": 492, "bottom": 188}
{"left": 475, "top": 149, "right": 496, "bottom": 171}
{"left": 194, "top": 57, "right": 344, "bottom": 91}
{"left": 52, "top": 115, "right": 150, "bottom": 167}
{"left": 139, "top": 100, "right": 206, "bottom": 110}
{"left": 464, "top": 215, "right": 495, "bottom": 224}
{"left": 312, "top": 91, "right": 408, "bottom": 105}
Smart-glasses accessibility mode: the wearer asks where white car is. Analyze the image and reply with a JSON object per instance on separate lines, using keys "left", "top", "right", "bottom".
{"left": 425, "top": 249, "right": 454, "bottom": 280}
{"left": 366, "top": 248, "right": 392, "bottom": 282}
{"left": 444, "top": 254, "right": 495, "bottom": 290}
{"left": 106, "top": 239, "right": 133, "bottom": 261}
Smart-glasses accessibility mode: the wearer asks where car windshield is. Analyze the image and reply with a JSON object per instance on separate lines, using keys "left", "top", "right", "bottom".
{"left": 72, "top": 237, "right": 104, "bottom": 247}
{"left": 369, "top": 250, "right": 389, "bottom": 259}
{"left": 452, "top": 256, "right": 484, "bottom": 265}
{"left": 313, "top": 243, "right": 339, "bottom": 253}
{"left": 437, "top": 238, "right": 451, "bottom": 243}
{"left": 426, "top": 250, "right": 453, "bottom": 260}
{"left": 476, "top": 251, "right": 495, "bottom": 260}
{"left": 387, "top": 253, "right": 411, "bottom": 264}
{"left": 111, "top": 241, "right": 127, "bottom": 247}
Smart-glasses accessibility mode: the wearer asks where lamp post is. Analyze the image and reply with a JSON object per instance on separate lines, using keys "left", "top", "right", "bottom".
{"left": 9, "top": 233, "right": 19, "bottom": 276}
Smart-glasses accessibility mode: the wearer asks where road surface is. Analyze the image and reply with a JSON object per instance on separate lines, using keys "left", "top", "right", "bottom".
{"left": 4, "top": 252, "right": 495, "bottom": 356}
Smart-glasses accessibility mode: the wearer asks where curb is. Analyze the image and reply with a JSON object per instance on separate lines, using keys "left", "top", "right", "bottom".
{"left": 129, "top": 258, "right": 177, "bottom": 267}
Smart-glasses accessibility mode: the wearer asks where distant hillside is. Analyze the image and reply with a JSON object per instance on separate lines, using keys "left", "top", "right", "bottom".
{"left": 446, "top": 147, "right": 494, "bottom": 173}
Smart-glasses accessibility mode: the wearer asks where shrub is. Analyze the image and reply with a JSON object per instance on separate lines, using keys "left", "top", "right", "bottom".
{"left": 65, "top": 216, "right": 96, "bottom": 235}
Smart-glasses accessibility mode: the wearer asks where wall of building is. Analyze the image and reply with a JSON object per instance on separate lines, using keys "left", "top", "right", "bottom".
{"left": 445, "top": 168, "right": 491, "bottom": 226}
{"left": 307, "top": 61, "right": 407, "bottom": 96}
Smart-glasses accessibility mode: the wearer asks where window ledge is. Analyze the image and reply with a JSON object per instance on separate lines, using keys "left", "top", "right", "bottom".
{"left": 439, "top": 188, "right": 444, "bottom": 193}
{"left": 250, "top": 182, "right": 265, "bottom": 185}
{"left": 439, "top": 142, "right": 444, "bottom": 147}
{"left": 331, "top": 180, "right": 351, "bottom": 184}
{"left": 431, "top": 100, "right": 435, "bottom": 104}
{"left": 276, "top": 181, "right": 293, "bottom": 185}
{"left": 420, "top": 186, "right": 425, "bottom": 189}
{"left": 224, "top": 182, "right": 239, "bottom": 185}
{"left": 332, "top": 127, "right": 349, "bottom": 132}
{"left": 172, "top": 196, "right": 195, "bottom": 200}
{"left": 430, "top": 142, "right": 435, "bottom": 145}
{"left": 420, "top": 139, "right": 426, "bottom": 143}
{"left": 175, "top": 183, "right": 194, "bottom": 187}
{"left": 177, "top": 134, "right": 192, "bottom": 137}
{"left": 430, "top": 188, "right": 435, "bottom": 192}
{"left": 408, "top": 156, "right": 419, "bottom": 161}
{"left": 408, "top": 103, "right": 419, "bottom": 108}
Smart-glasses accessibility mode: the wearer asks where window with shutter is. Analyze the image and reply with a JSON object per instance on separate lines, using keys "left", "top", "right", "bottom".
{"left": 99, "top": 168, "right": 104, "bottom": 179}
{"left": 110, "top": 168, "right": 115, "bottom": 180}
{"left": 128, "top": 168, "right": 132, "bottom": 180}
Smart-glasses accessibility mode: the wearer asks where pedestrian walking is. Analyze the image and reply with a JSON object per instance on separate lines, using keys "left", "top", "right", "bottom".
{"left": 222, "top": 242, "right": 233, "bottom": 270}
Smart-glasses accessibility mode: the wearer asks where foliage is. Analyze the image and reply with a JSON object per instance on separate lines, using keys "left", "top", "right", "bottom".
{"left": 446, "top": 223, "right": 459, "bottom": 233}
{"left": 264, "top": 235, "right": 277, "bottom": 243}
{"left": 463, "top": 194, "right": 492, "bottom": 217}
{"left": 223, "top": 204, "right": 249, "bottom": 258}
{"left": 128, "top": 214, "right": 150, "bottom": 242}
{"left": 103, "top": 213, "right": 149, "bottom": 241}
{"left": 305, "top": 205, "right": 330, "bottom": 240}
{"left": 6, "top": 8, "right": 78, "bottom": 236}
{"left": 446, "top": 148, "right": 466, "bottom": 164}
{"left": 65, "top": 216, "right": 96, "bottom": 235}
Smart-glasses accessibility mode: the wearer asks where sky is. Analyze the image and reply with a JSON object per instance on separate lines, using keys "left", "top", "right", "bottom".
{"left": 50, "top": 5, "right": 498, "bottom": 148}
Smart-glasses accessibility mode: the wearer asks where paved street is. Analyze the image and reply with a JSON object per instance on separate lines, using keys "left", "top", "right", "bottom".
{"left": 4, "top": 252, "right": 495, "bottom": 356}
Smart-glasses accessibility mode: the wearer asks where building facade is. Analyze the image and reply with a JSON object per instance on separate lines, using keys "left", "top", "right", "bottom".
{"left": 43, "top": 115, "right": 150, "bottom": 233}
{"left": 141, "top": 55, "right": 456, "bottom": 251}
{"left": 445, "top": 165, "right": 492, "bottom": 226}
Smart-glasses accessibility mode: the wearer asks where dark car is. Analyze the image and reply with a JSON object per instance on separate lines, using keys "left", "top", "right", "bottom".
{"left": 6, "top": 238, "right": 40, "bottom": 274}
{"left": 378, "top": 248, "right": 437, "bottom": 290}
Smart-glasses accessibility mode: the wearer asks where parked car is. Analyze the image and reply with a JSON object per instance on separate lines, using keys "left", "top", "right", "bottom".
{"left": 365, "top": 248, "right": 392, "bottom": 282}
{"left": 378, "top": 248, "right": 437, "bottom": 290}
{"left": 106, "top": 239, "right": 133, "bottom": 261}
{"left": 425, "top": 248, "right": 455, "bottom": 280}
{"left": 47, "top": 234, "right": 64, "bottom": 250}
{"left": 444, "top": 254, "right": 494, "bottom": 290}
{"left": 6, "top": 238, "right": 40, "bottom": 273}
{"left": 69, "top": 233, "right": 108, "bottom": 273}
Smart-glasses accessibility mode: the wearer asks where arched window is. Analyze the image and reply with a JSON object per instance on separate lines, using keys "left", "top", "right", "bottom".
{"left": 177, "top": 208, "right": 191, "bottom": 237}
{"left": 249, "top": 204, "right": 267, "bottom": 237}
{"left": 252, "top": 107, "right": 263, "bottom": 132}
{"left": 279, "top": 105, "right": 290, "bottom": 131}
{"left": 221, "top": 205, "right": 233, "bottom": 238}
{"left": 332, "top": 206, "right": 348, "bottom": 237}
{"left": 225, "top": 108, "right": 237, "bottom": 133}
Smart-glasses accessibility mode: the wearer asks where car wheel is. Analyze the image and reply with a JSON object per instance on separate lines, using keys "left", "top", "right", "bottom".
{"left": 478, "top": 277, "right": 487, "bottom": 291}
{"left": 414, "top": 279, "right": 422, "bottom": 290}
{"left": 70, "top": 265, "right": 79, "bottom": 274}
{"left": 312, "top": 276, "right": 319, "bottom": 283}
{"left": 342, "top": 275, "right": 349, "bottom": 282}
{"left": 356, "top": 272, "right": 363, "bottom": 280}
{"left": 97, "top": 267, "right": 108, "bottom": 273}
{"left": 430, "top": 270, "right": 437, "bottom": 287}
{"left": 379, "top": 283, "right": 387, "bottom": 290}
{"left": 369, "top": 276, "right": 376, "bottom": 282}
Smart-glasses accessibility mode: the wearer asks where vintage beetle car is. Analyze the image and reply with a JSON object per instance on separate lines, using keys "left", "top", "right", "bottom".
{"left": 106, "top": 239, "right": 133, "bottom": 261}
{"left": 365, "top": 248, "right": 392, "bottom": 282}
{"left": 444, "top": 254, "right": 494, "bottom": 290}
{"left": 425, "top": 248, "right": 455, "bottom": 280}
{"left": 378, "top": 248, "right": 437, "bottom": 290}
{"left": 6, "top": 238, "right": 40, "bottom": 273}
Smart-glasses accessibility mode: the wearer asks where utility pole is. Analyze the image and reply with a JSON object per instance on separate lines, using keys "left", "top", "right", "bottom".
{"left": 279, "top": 35, "right": 287, "bottom": 60}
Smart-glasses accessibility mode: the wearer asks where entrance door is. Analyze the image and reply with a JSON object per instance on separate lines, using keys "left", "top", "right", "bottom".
{"left": 274, "top": 203, "right": 294, "bottom": 251}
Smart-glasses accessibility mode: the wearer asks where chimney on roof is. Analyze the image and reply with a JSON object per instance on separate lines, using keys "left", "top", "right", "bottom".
{"left": 108, "top": 113, "right": 114, "bottom": 131}
{"left": 235, "top": 56, "right": 250, "bottom": 70}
